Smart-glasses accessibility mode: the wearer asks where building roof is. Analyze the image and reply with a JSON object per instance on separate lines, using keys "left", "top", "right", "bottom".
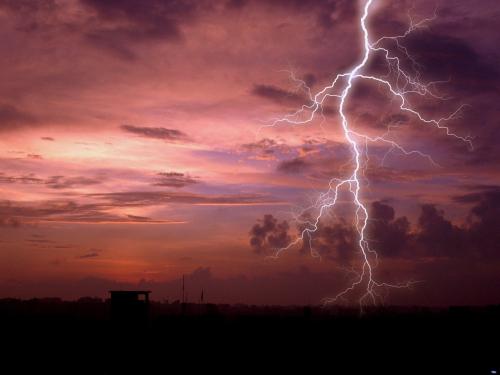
{"left": 109, "top": 290, "right": 151, "bottom": 294}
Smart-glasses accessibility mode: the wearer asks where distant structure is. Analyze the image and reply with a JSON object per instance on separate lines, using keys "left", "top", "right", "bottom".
{"left": 182, "top": 275, "right": 186, "bottom": 303}
{"left": 109, "top": 290, "right": 151, "bottom": 324}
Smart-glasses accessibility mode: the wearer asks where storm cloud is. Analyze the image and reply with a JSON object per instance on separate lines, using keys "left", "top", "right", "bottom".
{"left": 121, "top": 125, "right": 190, "bottom": 142}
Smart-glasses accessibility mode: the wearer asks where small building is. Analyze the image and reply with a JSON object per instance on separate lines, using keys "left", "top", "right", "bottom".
{"left": 109, "top": 290, "right": 151, "bottom": 324}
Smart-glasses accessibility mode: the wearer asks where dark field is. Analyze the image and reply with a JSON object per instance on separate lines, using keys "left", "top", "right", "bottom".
{"left": 1, "top": 298, "right": 498, "bottom": 374}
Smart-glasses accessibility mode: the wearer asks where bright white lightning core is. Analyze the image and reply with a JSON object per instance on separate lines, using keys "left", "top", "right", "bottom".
{"left": 263, "top": 0, "right": 472, "bottom": 306}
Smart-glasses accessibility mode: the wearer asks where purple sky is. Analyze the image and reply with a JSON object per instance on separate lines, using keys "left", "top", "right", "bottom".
{"left": 0, "top": 0, "right": 499, "bottom": 305}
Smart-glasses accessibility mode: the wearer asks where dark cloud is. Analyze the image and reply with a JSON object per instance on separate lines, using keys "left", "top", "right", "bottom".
{"left": 277, "top": 158, "right": 309, "bottom": 174}
{"left": 0, "top": 0, "right": 353, "bottom": 65}
{"left": 0, "top": 173, "right": 44, "bottom": 185}
{"left": 375, "top": 113, "right": 410, "bottom": 129}
{"left": 373, "top": 195, "right": 500, "bottom": 260}
{"left": 45, "top": 176, "right": 101, "bottom": 189}
{"left": 27, "top": 154, "right": 43, "bottom": 160}
{"left": 370, "top": 3, "right": 500, "bottom": 168}
{"left": 233, "top": 0, "right": 357, "bottom": 30}
{"left": 80, "top": 0, "right": 196, "bottom": 40}
{"left": 0, "top": 173, "right": 101, "bottom": 189}
{"left": 303, "top": 73, "right": 317, "bottom": 88}
{"left": 415, "top": 204, "right": 465, "bottom": 258}
{"left": 460, "top": 124, "right": 500, "bottom": 167}
{"left": 453, "top": 186, "right": 500, "bottom": 259}
{"left": 77, "top": 251, "right": 100, "bottom": 259}
{"left": 454, "top": 185, "right": 500, "bottom": 205}
{"left": 89, "top": 191, "right": 282, "bottom": 207}
{"left": 290, "top": 202, "right": 408, "bottom": 261}
{"left": 303, "top": 219, "right": 357, "bottom": 262}
{"left": 0, "top": 0, "right": 57, "bottom": 13}
{"left": 242, "top": 138, "right": 277, "bottom": 156}
{"left": 0, "top": 190, "right": 283, "bottom": 227}
{"left": 275, "top": 140, "right": 351, "bottom": 177}
{"left": 80, "top": 0, "right": 202, "bottom": 58}
{"left": 0, "top": 0, "right": 59, "bottom": 33}
{"left": 250, "top": 83, "right": 338, "bottom": 117}
{"left": 249, "top": 191, "right": 500, "bottom": 261}
{"left": 121, "top": 124, "right": 190, "bottom": 142}
{"left": 360, "top": 2, "right": 500, "bottom": 169}
{"left": 370, "top": 201, "right": 410, "bottom": 258}
{"left": 251, "top": 84, "right": 306, "bottom": 107}
{"left": 0, "top": 104, "right": 38, "bottom": 132}
{"left": 273, "top": 141, "right": 439, "bottom": 184}
{"left": 0, "top": 0, "right": 206, "bottom": 60}
{"left": 153, "top": 172, "right": 198, "bottom": 188}
{"left": 345, "top": 79, "right": 392, "bottom": 118}
{"left": 249, "top": 214, "right": 291, "bottom": 254}
{"left": 0, "top": 192, "right": 275, "bottom": 227}
{"left": 241, "top": 138, "right": 291, "bottom": 160}
{"left": 0, "top": 199, "right": 178, "bottom": 225}
{"left": 403, "top": 31, "right": 499, "bottom": 95}
{"left": 225, "top": 0, "right": 248, "bottom": 10}
{"left": 126, "top": 214, "right": 156, "bottom": 222}
{"left": 40, "top": 137, "right": 54, "bottom": 141}
{"left": 84, "top": 32, "right": 138, "bottom": 60}
{"left": 367, "top": 1, "right": 500, "bottom": 95}
{"left": 241, "top": 138, "right": 277, "bottom": 153}
{"left": 366, "top": 167, "right": 436, "bottom": 183}
{"left": 0, "top": 217, "right": 21, "bottom": 228}
{"left": 26, "top": 238, "right": 54, "bottom": 244}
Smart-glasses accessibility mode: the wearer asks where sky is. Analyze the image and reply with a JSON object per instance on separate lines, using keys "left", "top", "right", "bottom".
{"left": 0, "top": 0, "right": 499, "bottom": 306}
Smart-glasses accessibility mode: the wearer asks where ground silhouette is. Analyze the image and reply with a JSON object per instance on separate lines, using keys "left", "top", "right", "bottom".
{"left": 1, "top": 297, "right": 498, "bottom": 374}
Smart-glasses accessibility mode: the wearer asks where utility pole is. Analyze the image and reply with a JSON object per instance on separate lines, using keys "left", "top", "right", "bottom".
{"left": 182, "top": 275, "right": 185, "bottom": 304}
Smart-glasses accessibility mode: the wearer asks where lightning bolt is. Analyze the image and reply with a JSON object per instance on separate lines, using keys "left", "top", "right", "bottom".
{"left": 260, "top": 0, "right": 472, "bottom": 307}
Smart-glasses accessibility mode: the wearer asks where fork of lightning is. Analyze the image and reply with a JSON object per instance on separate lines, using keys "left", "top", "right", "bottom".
{"left": 260, "top": 0, "right": 472, "bottom": 307}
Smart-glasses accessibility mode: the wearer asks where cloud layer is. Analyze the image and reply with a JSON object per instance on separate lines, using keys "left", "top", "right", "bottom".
{"left": 0, "top": 0, "right": 498, "bottom": 305}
